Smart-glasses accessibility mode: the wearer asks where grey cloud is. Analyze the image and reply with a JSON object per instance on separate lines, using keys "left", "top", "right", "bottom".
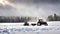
{"left": 0, "top": 0, "right": 60, "bottom": 18}
{"left": 0, "top": 5, "right": 16, "bottom": 16}
{"left": 8, "top": 0, "right": 60, "bottom": 4}
{"left": 0, "top": 5, "right": 14, "bottom": 10}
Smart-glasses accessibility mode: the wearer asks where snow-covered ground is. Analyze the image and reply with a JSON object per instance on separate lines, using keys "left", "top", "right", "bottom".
{"left": 0, "top": 21, "right": 60, "bottom": 34}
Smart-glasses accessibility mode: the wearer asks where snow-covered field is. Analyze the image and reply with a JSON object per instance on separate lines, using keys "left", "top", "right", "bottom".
{"left": 0, "top": 21, "right": 60, "bottom": 34}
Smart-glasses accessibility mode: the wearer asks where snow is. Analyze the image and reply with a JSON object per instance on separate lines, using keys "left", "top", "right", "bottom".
{"left": 0, "top": 21, "right": 60, "bottom": 34}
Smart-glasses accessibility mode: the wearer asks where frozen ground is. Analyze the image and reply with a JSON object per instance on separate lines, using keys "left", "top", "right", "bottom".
{"left": 0, "top": 21, "right": 60, "bottom": 34}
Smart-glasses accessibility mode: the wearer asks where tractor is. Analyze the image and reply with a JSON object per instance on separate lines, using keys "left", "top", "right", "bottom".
{"left": 37, "top": 19, "right": 48, "bottom": 26}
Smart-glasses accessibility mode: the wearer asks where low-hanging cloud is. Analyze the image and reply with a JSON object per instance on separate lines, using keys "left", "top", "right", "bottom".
{"left": 0, "top": 0, "right": 60, "bottom": 19}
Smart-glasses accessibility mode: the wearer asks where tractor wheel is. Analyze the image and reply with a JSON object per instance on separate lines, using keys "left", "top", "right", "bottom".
{"left": 37, "top": 23, "right": 41, "bottom": 26}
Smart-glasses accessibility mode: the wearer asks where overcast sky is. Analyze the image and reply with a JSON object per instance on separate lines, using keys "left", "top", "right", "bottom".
{"left": 0, "top": 0, "right": 60, "bottom": 18}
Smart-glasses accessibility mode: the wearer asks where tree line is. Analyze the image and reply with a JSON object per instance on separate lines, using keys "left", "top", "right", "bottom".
{"left": 0, "top": 16, "right": 34, "bottom": 22}
{"left": 47, "top": 13, "right": 60, "bottom": 21}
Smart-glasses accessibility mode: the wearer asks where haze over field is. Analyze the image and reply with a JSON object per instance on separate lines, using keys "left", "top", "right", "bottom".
{"left": 0, "top": 0, "right": 60, "bottom": 18}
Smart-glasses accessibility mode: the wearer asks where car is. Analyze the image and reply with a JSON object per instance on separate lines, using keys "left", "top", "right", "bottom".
{"left": 37, "top": 19, "right": 48, "bottom": 26}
